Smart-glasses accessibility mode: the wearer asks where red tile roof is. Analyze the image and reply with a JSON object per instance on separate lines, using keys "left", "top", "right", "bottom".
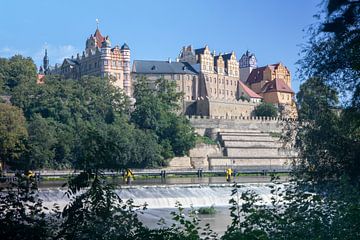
{"left": 246, "top": 63, "right": 283, "bottom": 85}
{"left": 246, "top": 66, "right": 267, "bottom": 84}
{"left": 261, "top": 78, "right": 294, "bottom": 94}
{"left": 37, "top": 74, "right": 45, "bottom": 84}
{"left": 94, "top": 29, "right": 105, "bottom": 48}
{"left": 239, "top": 81, "right": 263, "bottom": 99}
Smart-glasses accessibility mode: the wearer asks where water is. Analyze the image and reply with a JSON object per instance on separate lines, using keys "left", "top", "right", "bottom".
{"left": 37, "top": 176, "right": 285, "bottom": 234}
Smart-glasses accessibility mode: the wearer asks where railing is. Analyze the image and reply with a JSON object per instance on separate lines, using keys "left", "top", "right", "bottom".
{"left": 186, "top": 115, "right": 297, "bottom": 121}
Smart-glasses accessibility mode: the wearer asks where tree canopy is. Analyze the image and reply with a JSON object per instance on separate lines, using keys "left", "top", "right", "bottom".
{"left": 253, "top": 102, "right": 278, "bottom": 118}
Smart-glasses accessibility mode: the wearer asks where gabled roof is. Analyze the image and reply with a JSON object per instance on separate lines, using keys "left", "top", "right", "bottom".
{"left": 94, "top": 29, "right": 105, "bottom": 48}
{"left": 261, "top": 78, "right": 294, "bottom": 94}
{"left": 132, "top": 60, "right": 198, "bottom": 75}
{"left": 238, "top": 81, "right": 263, "bottom": 99}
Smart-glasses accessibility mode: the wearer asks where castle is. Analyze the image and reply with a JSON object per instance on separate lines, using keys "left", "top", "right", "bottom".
{"left": 132, "top": 45, "right": 296, "bottom": 118}
{"left": 39, "top": 27, "right": 131, "bottom": 96}
{"left": 40, "top": 28, "right": 296, "bottom": 118}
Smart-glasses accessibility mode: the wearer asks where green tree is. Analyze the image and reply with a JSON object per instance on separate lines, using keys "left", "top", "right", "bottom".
{"left": 253, "top": 102, "right": 278, "bottom": 118}
{"left": 131, "top": 77, "right": 196, "bottom": 160}
{"left": 0, "top": 103, "right": 28, "bottom": 170}
{"left": 0, "top": 55, "right": 37, "bottom": 92}
{"left": 296, "top": 0, "right": 360, "bottom": 184}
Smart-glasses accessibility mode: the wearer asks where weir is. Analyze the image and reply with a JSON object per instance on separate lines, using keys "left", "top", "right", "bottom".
{"left": 39, "top": 183, "right": 276, "bottom": 209}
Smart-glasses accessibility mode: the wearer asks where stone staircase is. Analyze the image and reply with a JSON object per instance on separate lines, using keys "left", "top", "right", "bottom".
{"left": 208, "top": 129, "right": 293, "bottom": 172}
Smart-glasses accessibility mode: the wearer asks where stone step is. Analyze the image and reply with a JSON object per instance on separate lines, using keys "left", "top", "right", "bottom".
{"left": 223, "top": 140, "right": 282, "bottom": 148}
{"left": 208, "top": 156, "right": 291, "bottom": 171}
{"left": 220, "top": 135, "right": 276, "bottom": 141}
{"left": 219, "top": 129, "right": 262, "bottom": 133}
{"left": 225, "top": 147, "right": 280, "bottom": 157}
{"left": 219, "top": 132, "right": 270, "bottom": 137}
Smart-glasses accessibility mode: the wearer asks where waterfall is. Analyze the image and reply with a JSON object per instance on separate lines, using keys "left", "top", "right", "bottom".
{"left": 39, "top": 183, "right": 275, "bottom": 209}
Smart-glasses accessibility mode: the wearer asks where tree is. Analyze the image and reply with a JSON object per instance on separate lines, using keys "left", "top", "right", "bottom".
{"left": 0, "top": 55, "right": 37, "bottom": 92}
{"left": 253, "top": 102, "right": 278, "bottom": 118}
{"left": 0, "top": 103, "right": 28, "bottom": 170}
{"left": 131, "top": 77, "right": 196, "bottom": 160}
{"left": 296, "top": 0, "right": 360, "bottom": 184}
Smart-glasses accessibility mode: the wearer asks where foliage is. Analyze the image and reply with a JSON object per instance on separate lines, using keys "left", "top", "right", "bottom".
{"left": 295, "top": 0, "right": 360, "bottom": 185}
{"left": 196, "top": 135, "right": 218, "bottom": 145}
{"left": 0, "top": 174, "right": 59, "bottom": 239}
{"left": 132, "top": 77, "right": 196, "bottom": 160}
{"left": 253, "top": 102, "right": 278, "bottom": 118}
{"left": 0, "top": 103, "right": 28, "bottom": 169}
{"left": 197, "top": 205, "right": 216, "bottom": 215}
{"left": 0, "top": 55, "right": 37, "bottom": 92}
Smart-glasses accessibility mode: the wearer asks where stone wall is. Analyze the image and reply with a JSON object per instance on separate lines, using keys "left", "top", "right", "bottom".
{"left": 188, "top": 116, "right": 290, "bottom": 137}
{"left": 195, "top": 98, "right": 258, "bottom": 118}
{"left": 188, "top": 143, "right": 222, "bottom": 169}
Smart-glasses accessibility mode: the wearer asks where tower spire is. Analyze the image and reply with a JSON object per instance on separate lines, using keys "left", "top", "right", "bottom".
{"left": 43, "top": 49, "right": 49, "bottom": 74}
{"left": 96, "top": 18, "right": 99, "bottom": 30}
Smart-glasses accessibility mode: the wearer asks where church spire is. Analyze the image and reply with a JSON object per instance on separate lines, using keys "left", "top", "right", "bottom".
{"left": 43, "top": 49, "right": 49, "bottom": 74}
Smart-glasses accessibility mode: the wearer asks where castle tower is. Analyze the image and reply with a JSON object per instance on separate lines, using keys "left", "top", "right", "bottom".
{"left": 100, "top": 35, "right": 112, "bottom": 78}
{"left": 239, "top": 50, "right": 257, "bottom": 82}
{"left": 121, "top": 43, "right": 131, "bottom": 96}
{"left": 43, "top": 49, "right": 49, "bottom": 74}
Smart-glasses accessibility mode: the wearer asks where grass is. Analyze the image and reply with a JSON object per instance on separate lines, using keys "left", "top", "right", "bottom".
{"left": 197, "top": 205, "right": 216, "bottom": 215}
{"left": 268, "top": 132, "right": 282, "bottom": 138}
{"left": 195, "top": 135, "right": 218, "bottom": 145}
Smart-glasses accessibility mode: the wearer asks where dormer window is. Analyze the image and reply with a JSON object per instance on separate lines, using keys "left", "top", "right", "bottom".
{"left": 151, "top": 65, "right": 156, "bottom": 70}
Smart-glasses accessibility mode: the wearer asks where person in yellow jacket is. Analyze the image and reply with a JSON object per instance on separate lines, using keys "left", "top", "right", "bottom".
{"left": 123, "top": 168, "right": 134, "bottom": 184}
{"left": 226, "top": 168, "right": 232, "bottom": 182}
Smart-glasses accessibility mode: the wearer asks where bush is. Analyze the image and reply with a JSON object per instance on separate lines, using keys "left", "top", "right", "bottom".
{"left": 253, "top": 102, "right": 277, "bottom": 118}
{"left": 197, "top": 205, "right": 216, "bottom": 215}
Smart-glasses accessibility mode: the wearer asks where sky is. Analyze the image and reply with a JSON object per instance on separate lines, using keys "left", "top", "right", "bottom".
{"left": 0, "top": 0, "right": 322, "bottom": 93}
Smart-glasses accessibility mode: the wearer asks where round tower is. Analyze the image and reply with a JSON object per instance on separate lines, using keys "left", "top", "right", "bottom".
{"left": 100, "top": 36, "right": 112, "bottom": 78}
{"left": 121, "top": 43, "right": 131, "bottom": 97}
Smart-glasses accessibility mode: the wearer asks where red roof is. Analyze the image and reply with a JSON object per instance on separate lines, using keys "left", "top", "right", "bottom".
{"left": 246, "top": 66, "right": 266, "bottom": 84}
{"left": 239, "top": 81, "right": 263, "bottom": 99}
{"left": 246, "top": 63, "right": 283, "bottom": 85}
{"left": 261, "top": 78, "right": 294, "bottom": 94}
{"left": 94, "top": 29, "right": 105, "bottom": 48}
{"left": 37, "top": 74, "right": 45, "bottom": 84}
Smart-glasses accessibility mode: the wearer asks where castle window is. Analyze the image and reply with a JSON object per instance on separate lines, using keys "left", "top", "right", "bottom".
{"left": 95, "top": 62, "right": 97, "bottom": 68}
{"left": 227, "top": 90, "right": 229, "bottom": 95}
{"left": 226, "top": 80, "right": 229, "bottom": 85}
{"left": 230, "top": 80, "right": 232, "bottom": 85}
{"left": 104, "top": 60, "right": 108, "bottom": 66}
{"left": 187, "top": 86, "right": 190, "bottom": 92}
{"left": 214, "top": 89, "right": 217, "bottom": 94}
{"left": 210, "top": 88, "right": 212, "bottom": 93}
{"left": 112, "top": 61, "right": 116, "bottom": 67}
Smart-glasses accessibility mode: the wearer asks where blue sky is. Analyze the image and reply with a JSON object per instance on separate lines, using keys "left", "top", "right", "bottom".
{"left": 0, "top": 0, "right": 321, "bottom": 93}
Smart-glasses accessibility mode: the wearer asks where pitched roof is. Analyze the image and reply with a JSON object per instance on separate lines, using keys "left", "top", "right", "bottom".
{"left": 195, "top": 48, "right": 205, "bottom": 55}
{"left": 261, "top": 78, "right": 294, "bottom": 94}
{"left": 246, "top": 66, "right": 267, "bottom": 84}
{"left": 63, "top": 58, "right": 79, "bottom": 66}
{"left": 94, "top": 29, "right": 105, "bottom": 48}
{"left": 238, "top": 81, "right": 263, "bottom": 99}
{"left": 132, "top": 60, "right": 198, "bottom": 75}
